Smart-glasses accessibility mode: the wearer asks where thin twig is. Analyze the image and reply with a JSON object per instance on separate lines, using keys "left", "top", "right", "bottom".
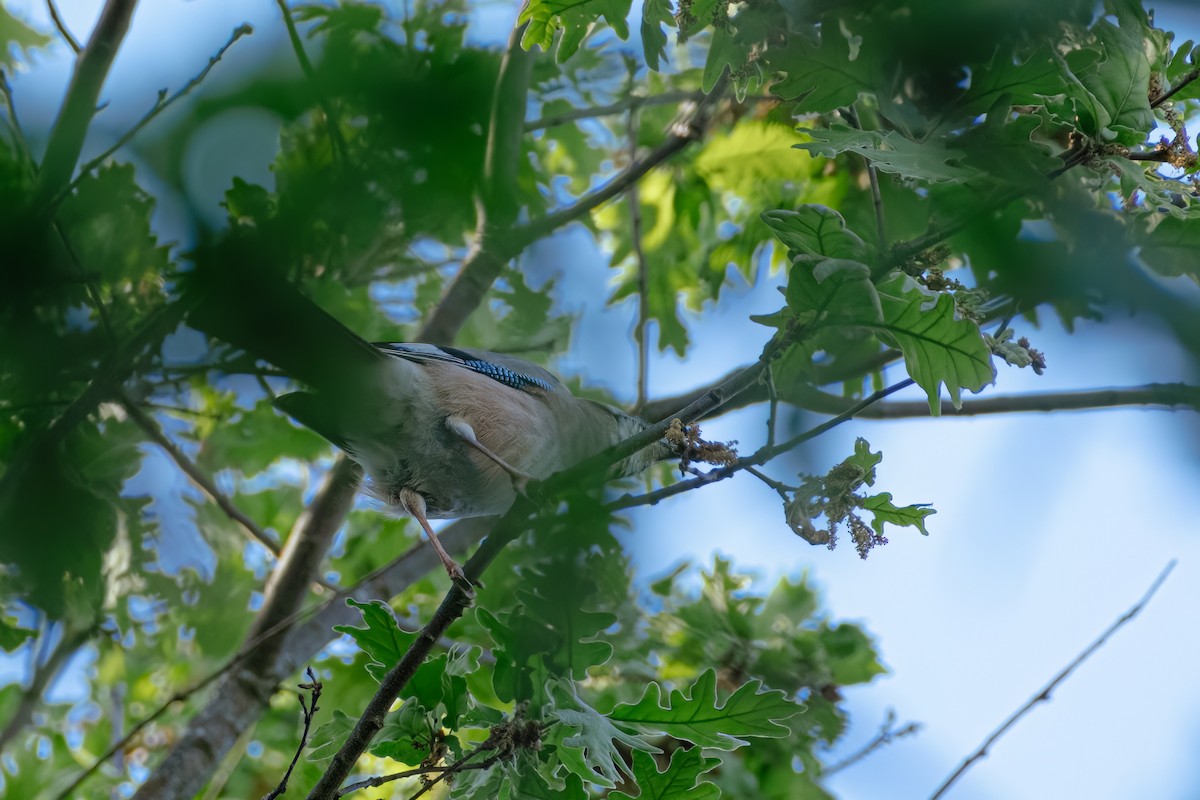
{"left": 525, "top": 90, "right": 700, "bottom": 131}
{"left": 764, "top": 365, "right": 779, "bottom": 449}
{"left": 55, "top": 24, "right": 253, "bottom": 206}
{"left": 54, "top": 220, "right": 116, "bottom": 344}
{"left": 46, "top": 0, "right": 81, "bottom": 53}
{"left": 802, "top": 382, "right": 1200, "bottom": 419}
{"left": 608, "top": 379, "right": 916, "bottom": 512}
{"left": 843, "top": 106, "right": 886, "bottom": 248}
{"left": 60, "top": 525, "right": 488, "bottom": 800}
{"left": 1152, "top": 68, "right": 1199, "bottom": 108}
{"left": 929, "top": 560, "right": 1177, "bottom": 800}
{"left": 118, "top": 393, "right": 281, "bottom": 556}
{"left": 421, "top": 76, "right": 728, "bottom": 344}
{"left": 263, "top": 667, "right": 323, "bottom": 800}
{"left": 275, "top": 0, "right": 347, "bottom": 164}
{"left": 0, "top": 623, "right": 96, "bottom": 753}
{"left": 629, "top": 105, "right": 650, "bottom": 410}
{"left": 336, "top": 745, "right": 489, "bottom": 797}
{"left": 824, "top": 710, "right": 920, "bottom": 776}
{"left": 0, "top": 69, "right": 32, "bottom": 165}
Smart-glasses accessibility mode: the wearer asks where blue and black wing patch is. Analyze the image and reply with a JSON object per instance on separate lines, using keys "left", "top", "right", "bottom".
{"left": 375, "top": 343, "right": 556, "bottom": 393}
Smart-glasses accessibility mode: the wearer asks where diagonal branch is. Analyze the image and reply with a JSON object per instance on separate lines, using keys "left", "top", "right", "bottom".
{"left": 32, "top": 0, "right": 138, "bottom": 214}
{"left": 123, "top": 18, "right": 539, "bottom": 800}
{"left": 53, "top": 24, "right": 253, "bottom": 208}
{"left": 421, "top": 74, "right": 726, "bottom": 344}
{"left": 795, "top": 382, "right": 1200, "bottom": 418}
{"left": 46, "top": 0, "right": 82, "bottom": 54}
{"left": 929, "top": 560, "right": 1177, "bottom": 800}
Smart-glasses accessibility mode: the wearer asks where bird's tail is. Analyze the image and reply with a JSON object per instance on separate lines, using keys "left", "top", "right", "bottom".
{"left": 184, "top": 233, "right": 386, "bottom": 391}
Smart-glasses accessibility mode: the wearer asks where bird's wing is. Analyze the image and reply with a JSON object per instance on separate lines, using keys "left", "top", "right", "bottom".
{"left": 374, "top": 343, "right": 559, "bottom": 394}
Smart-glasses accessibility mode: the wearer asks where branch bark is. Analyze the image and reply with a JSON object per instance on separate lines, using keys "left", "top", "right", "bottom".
{"left": 929, "top": 561, "right": 1177, "bottom": 800}
{"left": 33, "top": 0, "right": 138, "bottom": 214}
{"left": 129, "top": 457, "right": 361, "bottom": 800}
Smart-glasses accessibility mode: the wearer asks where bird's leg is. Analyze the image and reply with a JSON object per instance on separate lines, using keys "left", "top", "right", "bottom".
{"left": 396, "top": 487, "right": 474, "bottom": 599}
{"left": 445, "top": 415, "right": 536, "bottom": 495}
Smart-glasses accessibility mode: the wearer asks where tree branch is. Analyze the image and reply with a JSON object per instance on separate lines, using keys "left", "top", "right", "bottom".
{"left": 118, "top": 392, "right": 281, "bottom": 556}
{"left": 930, "top": 560, "right": 1177, "bottom": 800}
{"left": 32, "top": 0, "right": 138, "bottom": 214}
{"left": 53, "top": 24, "right": 253, "bottom": 207}
{"left": 0, "top": 622, "right": 96, "bottom": 755}
{"left": 59, "top": 518, "right": 489, "bottom": 800}
{"left": 823, "top": 710, "right": 920, "bottom": 777}
{"left": 421, "top": 73, "right": 725, "bottom": 345}
{"left": 608, "top": 379, "right": 915, "bottom": 512}
{"left": 524, "top": 89, "right": 701, "bottom": 131}
{"left": 800, "top": 382, "right": 1200, "bottom": 418}
{"left": 46, "top": 0, "right": 81, "bottom": 53}
{"left": 128, "top": 456, "right": 361, "bottom": 800}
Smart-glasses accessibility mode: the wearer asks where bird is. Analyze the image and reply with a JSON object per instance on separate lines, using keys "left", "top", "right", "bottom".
{"left": 186, "top": 256, "right": 672, "bottom": 587}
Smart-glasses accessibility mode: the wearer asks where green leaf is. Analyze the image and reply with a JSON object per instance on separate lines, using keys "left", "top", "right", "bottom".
{"left": 609, "top": 669, "right": 802, "bottom": 750}
{"left": 197, "top": 399, "right": 328, "bottom": 475}
{"left": 0, "top": 6, "right": 51, "bottom": 69}
{"left": 817, "top": 624, "right": 886, "bottom": 686}
{"left": 843, "top": 437, "right": 882, "bottom": 486}
{"left": 548, "top": 679, "right": 659, "bottom": 789}
{"left": 0, "top": 616, "right": 34, "bottom": 652}
{"left": 951, "top": 45, "right": 1066, "bottom": 116}
{"left": 761, "top": 205, "right": 871, "bottom": 261}
{"left": 1069, "top": 7, "right": 1155, "bottom": 143}
{"left": 641, "top": 0, "right": 672, "bottom": 71}
{"left": 306, "top": 709, "right": 357, "bottom": 762}
{"left": 862, "top": 492, "right": 935, "bottom": 537}
{"left": 796, "top": 126, "right": 976, "bottom": 183}
{"left": 1136, "top": 216, "right": 1200, "bottom": 281}
{"left": 784, "top": 257, "right": 881, "bottom": 326}
{"left": 371, "top": 697, "right": 435, "bottom": 764}
{"left": 873, "top": 274, "right": 995, "bottom": 413}
{"left": 333, "top": 599, "right": 418, "bottom": 682}
{"left": 610, "top": 748, "right": 722, "bottom": 800}
{"left": 769, "top": 24, "right": 875, "bottom": 112}
{"left": 56, "top": 164, "right": 172, "bottom": 287}
{"left": 519, "top": 0, "right": 632, "bottom": 58}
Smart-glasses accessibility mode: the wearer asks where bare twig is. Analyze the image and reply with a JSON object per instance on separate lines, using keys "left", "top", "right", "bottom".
{"left": 46, "top": 0, "right": 82, "bottom": 53}
{"left": 608, "top": 379, "right": 915, "bottom": 512}
{"left": 118, "top": 393, "right": 281, "bottom": 556}
{"left": 629, "top": 105, "right": 650, "bottom": 410}
{"left": 800, "top": 382, "right": 1200, "bottom": 419}
{"left": 843, "top": 105, "right": 885, "bottom": 248}
{"left": 55, "top": 24, "right": 253, "bottom": 206}
{"left": 33, "top": 0, "right": 139, "bottom": 214}
{"left": 525, "top": 90, "right": 700, "bottom": 131}
{"left": 421, "top": 76, "right": 727, "bottom": 344}
{"left": 929, "top": 560, "right": 1177, "bottom": 800}
{"left": 1152, "top": 68, "right": 1199, "bottom": 108}
{"left": 275, "top": 0, "right": 347, "bottom": 164}
{"left": 824, "top": 709, "right": 920, "bottom": 776}
{"left": 263, "top": 667, "right": 323, "bottom": 800}
{"left": 524, "top": 91, "right": 774, "bottom": 131}
{"left": 0, "top": 623, "right": 96, "bottom": 754}
{"left": 0, "top": 69, "right": 31, "bottom": 165}
{"left": 58, "top": 520, "right": 488, "bottom": 800}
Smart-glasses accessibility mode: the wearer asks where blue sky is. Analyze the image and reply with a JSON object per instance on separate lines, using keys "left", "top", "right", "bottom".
{"left": 4, "top": 1, "right": 1200, "bottom": 798}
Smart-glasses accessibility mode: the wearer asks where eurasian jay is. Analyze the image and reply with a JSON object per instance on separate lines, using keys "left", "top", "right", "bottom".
{"left": 188, "top": 261, "right": 671, "bottom": 585}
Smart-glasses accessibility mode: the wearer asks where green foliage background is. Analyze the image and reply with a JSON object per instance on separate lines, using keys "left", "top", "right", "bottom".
{"left": 0, "top": 0, "right": 1197, "bottom": 798}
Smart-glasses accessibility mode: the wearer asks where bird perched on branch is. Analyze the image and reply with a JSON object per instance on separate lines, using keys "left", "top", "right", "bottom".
{"left": 186, "top": 251, "right": 672, "bottom": 587}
